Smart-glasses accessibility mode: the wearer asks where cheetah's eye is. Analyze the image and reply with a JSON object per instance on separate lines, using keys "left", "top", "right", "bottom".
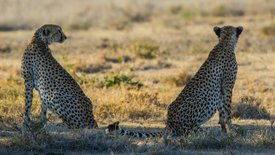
{"left": 43, "top": 29, "right": 50, "bottom": 36}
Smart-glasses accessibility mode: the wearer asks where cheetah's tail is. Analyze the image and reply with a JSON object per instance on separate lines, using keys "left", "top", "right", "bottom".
{"left": 105, "top": 121, "right": 163, "bottom": 138}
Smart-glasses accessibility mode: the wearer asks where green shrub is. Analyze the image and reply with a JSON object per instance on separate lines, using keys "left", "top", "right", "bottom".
{"left": 99, "top": 72, "right": 143, "bottom": 89}
{"left": 131, "top": 41, "right": 162, "bottom": 59}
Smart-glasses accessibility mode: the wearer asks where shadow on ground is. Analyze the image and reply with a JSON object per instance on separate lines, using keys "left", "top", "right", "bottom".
{"left": 0, "top": 122, "right": 274, "bottom": 154}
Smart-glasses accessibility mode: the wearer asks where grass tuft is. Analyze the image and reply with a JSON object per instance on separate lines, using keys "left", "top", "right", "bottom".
{"left": 99, "top": 72, "right": 143, "bottom": 89}
{"left": 232, "top": 96, "right": 270, "bottom": 120}
{"left": 130, "top": 41, "right": 163, "bottom": 59}
{"left": 251, "top": 128, "right": 275, "bottom": 148}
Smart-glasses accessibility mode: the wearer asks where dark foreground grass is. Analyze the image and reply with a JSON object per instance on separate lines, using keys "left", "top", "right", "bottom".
{"left": 0, "top": 122, "right": 274, "bottom": 154}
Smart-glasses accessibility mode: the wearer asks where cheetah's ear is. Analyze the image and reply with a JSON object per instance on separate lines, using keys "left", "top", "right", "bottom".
{"left": 213, "top": 26, "right": 221, "bottom": 37}
{"left": 42, "top": 28, "right": 50, "bottom": 36}
{"left": 236, "top": 26, "right": 243, "bottom": 37}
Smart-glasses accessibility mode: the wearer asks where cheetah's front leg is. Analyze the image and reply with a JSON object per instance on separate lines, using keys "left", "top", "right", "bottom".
{"left": 219, "top": 82, "right": 234, "bottom": 133}
{"left": 40, "top": 101, "right": 48, "bottom": 124}
{"left": 22, "top": 79, "right": 34, "bottom": 135}
{"left": 218, "top": 105, "right": 228, "bottom": 133}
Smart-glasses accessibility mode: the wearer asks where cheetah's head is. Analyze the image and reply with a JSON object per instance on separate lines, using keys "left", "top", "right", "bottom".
{"left": 213, "top": 26, "right": 243, "bottom": 43}
{"left": 34, "top": 24, "right": 67, "bottom": 45}
{"left": 105, "top": 121, "right": 120, "bottom": 134}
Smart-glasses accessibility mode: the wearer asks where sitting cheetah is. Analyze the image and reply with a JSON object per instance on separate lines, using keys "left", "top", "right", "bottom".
{"left": 21, "top": 24, "right": 98, "bottom": 134}
{"left": 106, "top": 26, "right": 243, "bottom": 137}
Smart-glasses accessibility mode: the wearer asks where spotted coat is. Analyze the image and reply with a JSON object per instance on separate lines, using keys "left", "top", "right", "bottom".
{"left": 21, "top": 24, "right": 98, "bottom": 134}
{"left": 106, "top": 26, "right": 243, "bottom": 137}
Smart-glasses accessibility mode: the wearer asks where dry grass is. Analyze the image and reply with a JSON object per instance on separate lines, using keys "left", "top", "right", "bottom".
{"left": 0, "top": 0, "right": 275, "bottom": 154}
{"left": 232, "top": 96, "right": 271, "bottom": 120}
{"left": 262, "top": 22, "right": 275, "bottom": 36}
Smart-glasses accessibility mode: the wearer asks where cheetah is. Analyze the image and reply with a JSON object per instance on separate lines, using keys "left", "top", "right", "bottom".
{"left": 106, "top": 26, "right": 243, "bottom": 137}
{"left": 21, "top": 24, "right": 98, "bottom": 134}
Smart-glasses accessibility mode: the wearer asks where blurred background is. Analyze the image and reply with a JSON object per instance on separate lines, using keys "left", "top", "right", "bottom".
{"left": 0, "top": 0, "right": 275, "bottom": 153}
{"left": 0, "top": 0, "right": 274, "bottom": 31}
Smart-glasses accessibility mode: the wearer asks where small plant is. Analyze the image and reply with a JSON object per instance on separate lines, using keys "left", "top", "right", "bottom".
{"left": 131, "top": 41, "right": 162, "bottom": 59}
{"left": 99, "top": 72, "right": 143, "bottom": 89}
{"left": 234, "top": 125, "right": 247, "bottom": 136}
{"left": 117, "top": 57, "right": 126, "bottom": 63}
{"left": 232, "top": 96, "right": 270, "bottom": 120}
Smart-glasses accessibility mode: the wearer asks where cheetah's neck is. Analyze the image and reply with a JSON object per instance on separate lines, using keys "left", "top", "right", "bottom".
{"left": 30, "top": 36, "right": 50, "bottom": 52}
{"left": 216, "top": 37, "right": 237, "bottom": 53}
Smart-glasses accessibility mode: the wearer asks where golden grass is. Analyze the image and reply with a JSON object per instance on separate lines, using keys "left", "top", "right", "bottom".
{"left": 0, "top": 0, "right": 275, "bottom": 153}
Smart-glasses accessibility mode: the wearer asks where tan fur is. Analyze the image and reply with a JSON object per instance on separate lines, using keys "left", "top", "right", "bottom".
{"left": 106, "top": 26, "right": 243, "bottom": 137}
{"left": 21, "top": 24, "right": 97, "bottom": 134}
